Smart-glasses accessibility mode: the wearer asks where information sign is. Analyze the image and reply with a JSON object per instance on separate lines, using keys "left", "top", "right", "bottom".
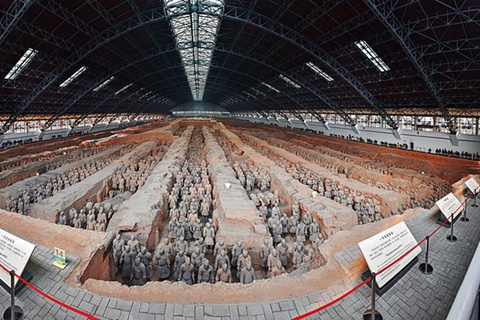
{"left": 358, "top": 221, "right": 421, "bottom": 288}
{"left": 53, "top": 247, "right": 67, "bottom": 269}
{"left": 0, "top": 228, "right": 35, "bottom": 288}
{"left": 465, "top": 178, "right": 479, "bottom": 194}
{"left": 435, "top": 192, "right": 463, "bottom": 220}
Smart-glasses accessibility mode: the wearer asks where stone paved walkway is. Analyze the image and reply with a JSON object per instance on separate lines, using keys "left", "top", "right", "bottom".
{"left": 1, "top": 197, "right": 479, "bottom": 320}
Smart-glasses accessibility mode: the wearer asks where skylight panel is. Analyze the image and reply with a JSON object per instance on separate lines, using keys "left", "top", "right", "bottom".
{"left": 261, "top": 82, "right": 280, "bottom": 93}
{"left": 59, "top": 66, "right": 87, "bottom": 87}
{"left": 279, "top": 74, "right": 301, "bottom": 89}
{"left": 354, "top": 40, "right": 390, "bottom": 72}
{"left": 306, "top": 62, "right": 334, "bottom": 81}
{"left": 93, "top": 76, "right": 115, "bottom": 92}
{"left": 251, "top": 87, "right": 266, "bottom": 97}
{"left": 164, "top": 0, "right": 225, "bottom": 101}
{"left": 139, "top": 91, "right": 153, "bottom": 99}
{"left": 243, "top": 91, "right": 255, "bottom": 99}
{"left": 115, "top": 83, "right": 133, "bottom": 95}
{"left": 4, "top": 48, "right": 38, "bottom": 80}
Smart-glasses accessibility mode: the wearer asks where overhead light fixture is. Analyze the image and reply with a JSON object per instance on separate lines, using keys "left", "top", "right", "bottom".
{"left": 139, "top": 91, "right": 153, "bottom": 99}
{"left": 4, "top": 48, "right": 39, "bottom": 80}
{"left": 115, "top": 83, "right": 133, "bottom": 95}
{"left": 243, "top": 91, "right": 255, "bottom": 99}
{"left": 355, "top": 40, "right": 390, "bottom": 72}
{"left": 59, "top": 66, "right": 87, "bottom": 87}
{"left": 306, "top": 62, "right": 334, "bottom": 81}
{"left": 261, "top": 82, "right": 280, "bottom": 93}
{"left": 93, "top": 76, "right": 115, "bottom": 92}
{"left": 279, "top": 74, "right": 301, "bottom": 89}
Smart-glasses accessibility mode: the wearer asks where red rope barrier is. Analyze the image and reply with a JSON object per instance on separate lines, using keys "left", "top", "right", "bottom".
{"left": 294, "top": 187, "right": 478, "bottom": 320}
{"left": 0, "top": 253, "right": 99, "bottom": 319}
{"left": 0, "top": 188, "right": 477, "bottom": 320}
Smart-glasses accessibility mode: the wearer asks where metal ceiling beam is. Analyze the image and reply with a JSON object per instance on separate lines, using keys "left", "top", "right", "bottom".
{"left": 0, "top": 0, "right": 33, "bottom": 46}
{"left": 365, "top": 0, "right": 456, "bottom": 134}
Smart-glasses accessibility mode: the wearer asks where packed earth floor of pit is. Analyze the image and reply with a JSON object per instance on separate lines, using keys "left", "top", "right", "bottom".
{"left": 0, "top": 197, "right": 479, "bottom": 320}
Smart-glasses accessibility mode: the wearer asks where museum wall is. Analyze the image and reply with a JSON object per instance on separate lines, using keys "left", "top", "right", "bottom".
{"left": 237, "top": 117, "right": 480, "bottom": 154}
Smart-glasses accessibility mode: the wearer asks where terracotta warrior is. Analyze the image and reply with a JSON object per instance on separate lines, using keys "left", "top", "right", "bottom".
{"left": 240, "top": 261, "right": 255, "bottom": 284}
{"left": 131, "top": 257, "right": 147, "bottom": 286}
{"left": 178, "top": 257, "right": 195, "bottom": 285}
{"left": 154, "top": 248, "right": 171, "bottom": 280}
{"left": 198, "top": 258, "right": 214, "bottom": 283}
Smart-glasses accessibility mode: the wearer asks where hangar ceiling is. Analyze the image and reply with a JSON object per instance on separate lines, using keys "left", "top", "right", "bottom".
{"left": 1, "top": 0, "right": 479, "bottom": 134}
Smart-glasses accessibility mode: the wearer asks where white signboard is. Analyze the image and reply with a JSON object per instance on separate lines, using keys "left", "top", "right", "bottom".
{"left": 358, "top": 221, "right": 421, "bottom": 288}
{"left": 465, "top": 178, "right": 480, "bottom": 194}
{"left": 436, "top": 192, "right": 463, "bottom": 220}
{"left": 0, "top": 228, "right": 36, "bottom": 288}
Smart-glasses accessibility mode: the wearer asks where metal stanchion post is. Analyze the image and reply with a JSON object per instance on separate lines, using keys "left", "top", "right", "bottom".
{"left": 472, "top": 191, "right": 478, "bottom": 207}
{"left": 461, "top": 195, "right": 469, "bottom": 222}
{"left": 446, "top": 214, "right": 457, "bottom": 242}
{"left": 363, "top": 272, "right": 383, "bottom": 320}
{"left": 2, "top": 270, "right": 24, "bottom": 320}
{"left": 419, "top": 236, "right": 433, "bottom": 274}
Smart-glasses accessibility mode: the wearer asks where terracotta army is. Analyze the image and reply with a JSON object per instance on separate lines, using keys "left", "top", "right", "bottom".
{"left": 214, "top": 249, "right": 230, "bottom": 271}
{"left": 120, "top": 245, "right": 135, "bottom": 280}
{"left": 68, "top": 208, "right": 77, "bottom": 227}
{"left": 231, "top": 241, "right": 244, "bottom": 269}
{"left": 272, "top": 221, "right": 283, "bottom": 245}
{"left": 131, "top": 257, "right": 147, "bottom": 286}
{"left": 174, "top": 250, "right": 186, "bottom": 280}
{"left": 267, "top": 248, "right": 281, "bottom": 275}
{"left": 58, "top": 211, "right": 66, "bottom": 225}
{"left": 86, "top": 215, "right": 96, "bottom": 230}
{"left": 296, "top": 221, "right": 307, "bottom": 242}
{"left": 128, "top": 235, "right": 140, "bottom": 255}
{"left": 138, "top": 246, "right": 153, "bottom": 280}
{"left": 191, "top": 246, "right": 204, "bottom": 274}
{"left": 276, "top": 239, "right": 289, "bottom": 268}
{"left": 215, "top": 263, "right": 232, "bottom": 283}
{"left": 73, "top": 213, "right": 82, "bottom": 229}
{"left": 237, "top": 249, "right": 251, "bottom": 278}
{"left": 214, "top": 239, "right": 227, "bottom": 257}
{"left": 260, "top": 237, "right": 271, "bottom": 269}
{"left": 154, "top": 248, "right": 171, "bottom": 280}
{"left": 289, "top": 213, "right": 299, "bottom": 235}
{"left": 240, "top": 261, "right": 255, "bottom": 284}
{"left": 271, "top": 260, "right": 286, "bottom": 277}
{"left": 292, "top": 245, "right": 304, "bottom": 270}
{"left": 309, "top": 221, "right": 320, "bottom": 242}
{"left": 113, "top": 234, "right": 125, "bottom": 268}
{"left": 280, "top": 213, "right": 290, "bottom": 235}
{"left": 203, "top": 223, "right": 215, "bottom": 252}
{"left": 197, "top": 258, "right": 213, "bottom": 283}
{"left": 178, "top": 257, "right": 195, "bottom": 285}
{"left": 175, "top": 236, "right": 188, "bottom": 254}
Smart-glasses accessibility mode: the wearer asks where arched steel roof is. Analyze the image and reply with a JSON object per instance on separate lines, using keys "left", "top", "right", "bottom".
{"left": 1, "top": 0, "right": 479, "bottom": 134}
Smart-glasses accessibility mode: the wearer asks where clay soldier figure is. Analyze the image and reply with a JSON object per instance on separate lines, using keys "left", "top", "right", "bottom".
{"left": 130, "top": 257, "right": 147, "bottom": 286}
{"left": 192, "top": 221, "right": 203, "bottom": 240}
{"left": 215, "top": 263, "right": 232, "bottom": 283}
{"left": 73, "top": 213, "right": 82, "bottom": 229}
{"left": 214, "top": 239, "right": 227, "bottom": 257}
{"left": 86, "top": 215, "right": 96, "bottom": 230}
{"left": 191, "top": 246, "right": 204, "bottom": 275}
{"left": 271, "top": 260, "right": 286, "bottom": 277}
{"left": 292, "top": 245, "right": 303, "bottom": 270}
{"left": 303, "top": 212, "right": 313, "bottom": 226}
{"left": 174, "top": 250, "right": 186, "bottom": 280}
{"left": 231, "top": 241, "right": 244, "bottom": 269}
{"left": 289, "top": 213, "right": 299, "bottom": 235}
{"left": 138, "top": 246, "right": 153, "bottom": 280}
{"left": 79, "top": 209, "right": 87, "bottom": 229}
{"left": 113, "top": 234, "right": 125, "bottom": 269}
{"left": 175, "top": 236, "right": 188, "bottom": 254}
{"left": 296, "top": 221, "right": 307, "bottom": 242}
{"left": 58, "top": 211, "right": 67, "bottom": 225}
{"left": 128, "top": 235, "right": 140, "bottom": 255}
{"left": 292, "top": 202, "right": 300, "bottom": 216}
{"left": 120, "top": 246, "right": 135, "bottom": 281}
{"left": 267, "top": 248, "right": 281, "bottom": 276}
{"left": 260, "top": 237, "right": 271, "bottom": 269}
{"left": 309, "top": 221, "right": 320, "bottom": 242}
{"left": 178, "top": 257, "right": 195, "bottom": 285}
{"left": 154, "top": 248, "right": 171, "bottom": 280}
{"left": 240, "top": 261, "right": 255, "bottom": 284}
{"left": 203, "top": 223, "right": 215, "bottom": 253}
{"left": 68, "top": 208, "right": 77, "bottom": 227}
{"left": 272, "top": 221, "right": 283, "bottom": 245}
{"left": 276, "top": 239, "right": 289, "bottom": 269}
{"left": 214, "top": 249, "right": 230, "bottom": 271}
{"left": 198, "top": 258, "right": 214, "bottom": 283}
{"left": 237, "top": 249, "right": 251, "bottom": 278}
{"left": 280, "top": 214, "right": 290, "bottom": 236}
